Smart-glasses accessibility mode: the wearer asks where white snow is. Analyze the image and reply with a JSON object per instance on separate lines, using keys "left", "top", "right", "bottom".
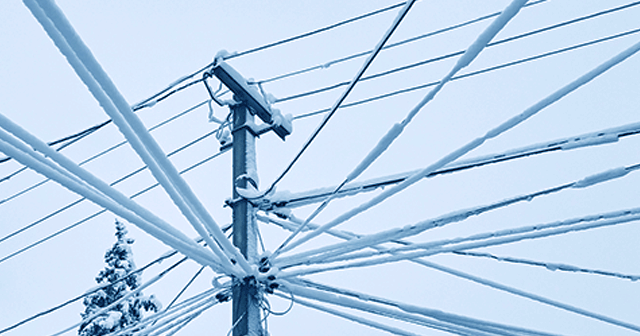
{"left": 573, "top": 167, "right": 629, "bottom": 188}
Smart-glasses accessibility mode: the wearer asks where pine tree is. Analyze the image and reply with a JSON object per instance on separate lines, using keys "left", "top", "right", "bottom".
{"left": 79, "top": 220, "right": 161, "bottom": 336}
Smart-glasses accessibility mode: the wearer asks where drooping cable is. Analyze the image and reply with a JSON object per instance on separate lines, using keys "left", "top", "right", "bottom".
{"left": 267, "top": 0, "right": 418, "bottom": 256}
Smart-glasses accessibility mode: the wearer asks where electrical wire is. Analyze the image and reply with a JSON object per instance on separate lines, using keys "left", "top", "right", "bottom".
{"left": 0, "top": 136, "right": 229, "bottom": 265}
{"left": 276, "top": 1, "right": 640, "bottom": 104}
{"left": 0, "top": 100, "right": 208, "bottom": 245}
{"left": 256, "top": 0, "right": 416, "bottom": 205}
{"left": 221, "top": 1, "right": 408, "bottom": 61}
{"left": 0, "top": 246, "right": 187, "bottom": 335}
{"left": 252, "top": 0, "right": 549, "bottom": 86}
{"left": 294, "top": 25, "right": 640, "bottom": 120}
{"left": 451, "top": 250, "right": 640, "bottom": 282}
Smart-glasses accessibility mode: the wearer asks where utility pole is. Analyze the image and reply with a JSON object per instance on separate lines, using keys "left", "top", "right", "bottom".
{"left": 231, "top": 103, "right": 262, "bottom": 336}
{"left": 208, "top": 60, "right": 292, "bottom": 336}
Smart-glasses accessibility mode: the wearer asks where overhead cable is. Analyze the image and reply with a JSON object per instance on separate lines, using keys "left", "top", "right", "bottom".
{"left": 266, "top": 120, "right": 640, "bottom": 209}
{"left": 0, "top": 139, "right": 229, "bottom": 266}
{"left": 273, "top": 0, "right": 530, "bottom": 258}
{"left": 452, "top": 251, "right": 640, "bottom": 282}
{"left": 293, "top": 26, "right": 640, "bottom": 120}
{"left": 254, "top": 0, "right": 550, "bottom": 86}
{"left": 267, "top": 0, "right": 418, "bottom": 256}
{"left": 272, "top": 33, "right": 640, "bottom": 256}
{"left": 27, "top": 0, "right": 248, "bottom": 275}
{"left": 278, "top": 1, "right": 640, "bottom": 105}
{"left": 0, "top": 248, "right": 185, "bottom": 335}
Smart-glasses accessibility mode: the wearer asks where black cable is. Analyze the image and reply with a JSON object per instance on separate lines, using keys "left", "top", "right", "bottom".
{"left": 0, "top": 246, "right": 186, "bottom": 335}
{"left": 0, "top": 132, "right": 228, "bottom": 264}
{"left": 253, "top": 0, "right": 549, "bottom": 86}
{"left": 222, "top": 1, "right": 408, "bottom": 61}
{"left": 256, "top": 0, "right": 416, "bottom": 203}
{"left": 294, "top": 26, "right": 640, "bottom": 120}
{"left": 275, "top": 1, "right": 640, "bottom": 104}
{"left": 0, "top": 101, "right": 208, "bottom": 245}
{"left": 165, "top": 266, "right": 206, "bottom": 310}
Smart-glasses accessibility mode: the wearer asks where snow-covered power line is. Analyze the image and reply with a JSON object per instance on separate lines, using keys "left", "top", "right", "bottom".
{"left": 273, "top": 0, "right": 530, "bottom": 259}
{"left": 273, "top": 30, "right": 640, "bottom": 261}
{"left": 261, "top": 210, "right": 640, "bottom": 334}
{"left": 276, "top": 1, "right": 640, "bottom": 104}
{"left": 0, "top": 118, "right": 222, "bottom": 272}
{"left": 265, "top": 120, "right": 640, "bottom": 210}
{"left": 254, "top": 0, "right": 549, "bottom": 86}
{"left": 269, "top": 0, "right": 418, "bottom": 257}
{"left": 0, "top": 146, "right": 229, "bottom": 266}
{"left": 277, "top": 163, "right": 640, "bottom": 268}
{"left": 288, "top": 278, "right": 558, "bottom": 336}
{"left": 25, "top": 0, "right": 250, "bottom": 276}
{"left": 452, "top": 251, "right": 640, "bottom": 282}
{"left": 281, "top": 281, "right": 532, "bottom": 336}
{"left": 294, "top": 25, "right": 640, "bottom": 120}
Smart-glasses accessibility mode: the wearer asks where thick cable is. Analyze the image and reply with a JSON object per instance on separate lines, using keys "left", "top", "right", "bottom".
{"left": 273, "top": 33, "right": 640, "bottom": 259}
{"left": 291, "top": 278, "right": 557, "bottom": 336}
{"left": 276, "top": 163, "right": 640, "bottom": 267}
{"left": 0, "top": 145, "right": 229, "bottom": 266}
{"left": 267, "top": 120, "right": 640, "bottom": 209}
{"left": 28, "top": 0, "right": 248, "bottom": 275}
{"left": 263, "top": 210, "right": 640, "bottom": 334}
{"left": 274, "top": 0, "right": 529, "bottom": 258}
{"left": 268, "top": 0, "right": 417, "bottom": 256}
{"left": 274, "top": 0, "right": 640, "bottom": 102}
{"left": 294, "top": 25, "right": 640, "bottom": 121}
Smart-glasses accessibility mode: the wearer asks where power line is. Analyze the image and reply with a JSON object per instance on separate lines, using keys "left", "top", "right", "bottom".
{"left": 452, "top": 251, "right": 640, "bottom": 282}
{"left": 0, "top": 247, "right": 185, "bottom": 335}
{"left": 276, "top": 1, "right": 640, "bottom": 104}
{"left": 253, "top": 0, "right": 549, "bottom": 86}
{"left": 221, "top": 1, "right": 408, "bottom": 61}
{"left": 294, "top": 25, "right": 640, "bottom": 120}
{"left": 0, "top": 101, "right": 208, "bottom": 245}
{"left": 0, "top": 133, "right": 228, "bottom": 265}
{"left": 258, "top": 0, "right": 417, "bottom": 206}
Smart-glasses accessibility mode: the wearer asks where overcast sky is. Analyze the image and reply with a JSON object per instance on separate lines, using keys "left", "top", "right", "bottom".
{"left": 1, "top": 1, "right": 640, "bottom": 335}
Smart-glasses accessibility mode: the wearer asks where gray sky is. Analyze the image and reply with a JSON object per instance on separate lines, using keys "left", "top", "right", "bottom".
{"left": 1, "top": 1, "right": 640, "bottom": 335}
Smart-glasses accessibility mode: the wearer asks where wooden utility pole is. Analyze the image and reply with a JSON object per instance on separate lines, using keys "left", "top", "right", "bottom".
{"left": 231, "top": 103, "right": 262, "bottom": 336}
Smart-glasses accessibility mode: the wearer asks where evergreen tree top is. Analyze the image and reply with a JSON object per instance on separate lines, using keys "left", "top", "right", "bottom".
{"left": 79, "top": 220, "right": 160, "bottom": 336}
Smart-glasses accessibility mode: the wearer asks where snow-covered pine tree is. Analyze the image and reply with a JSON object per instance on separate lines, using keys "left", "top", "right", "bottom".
{"left": 79, "top": 220, "right": 161, "bottom": 336}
